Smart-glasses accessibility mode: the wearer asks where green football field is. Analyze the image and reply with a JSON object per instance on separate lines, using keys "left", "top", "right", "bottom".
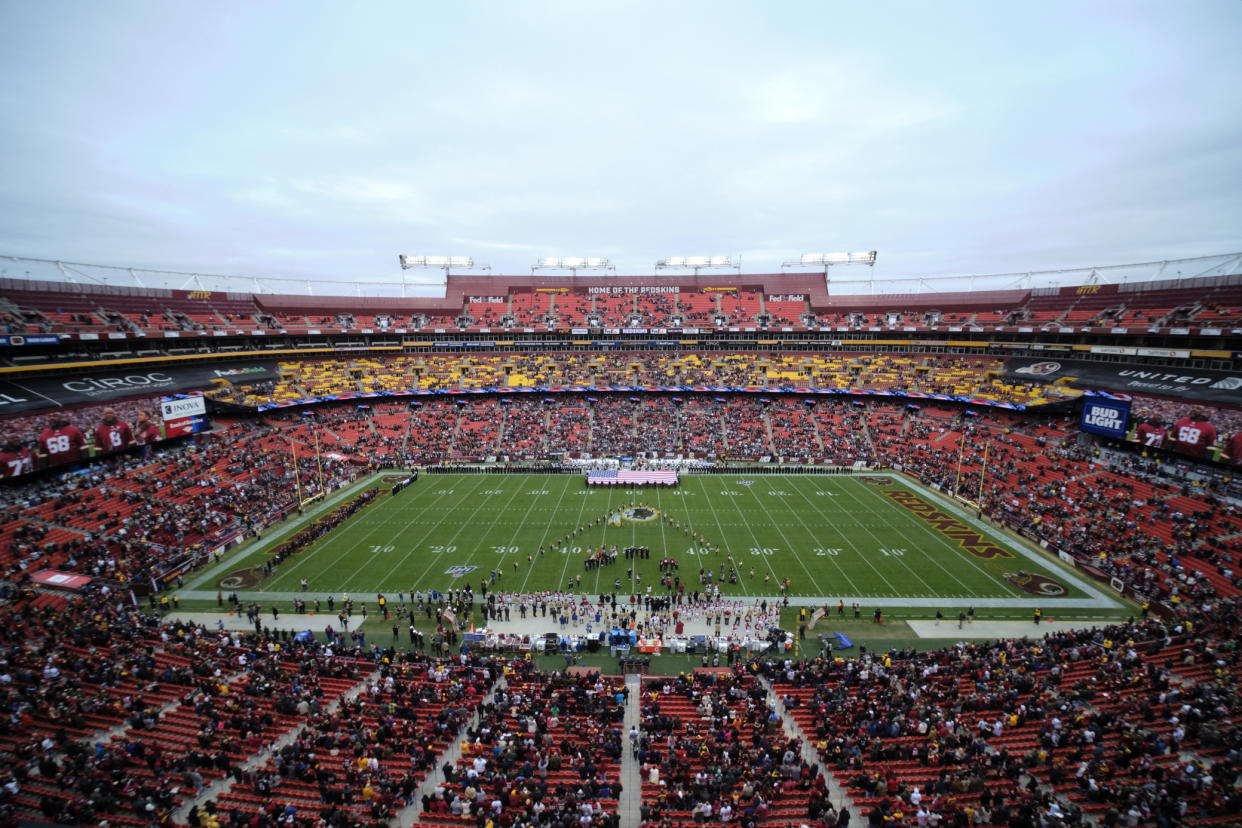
{"left": 205, "top": 472, "right": 1126, "bottom": 619}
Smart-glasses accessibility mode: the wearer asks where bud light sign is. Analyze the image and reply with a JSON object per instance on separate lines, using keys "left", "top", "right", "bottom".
{"left": 1080, "top": 398, "right": 1131, "bottom": 439}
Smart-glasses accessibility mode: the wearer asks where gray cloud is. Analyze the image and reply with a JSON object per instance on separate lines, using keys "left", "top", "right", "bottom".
{"left": 0, "top": 0, "right": 1240, "bottom": 291}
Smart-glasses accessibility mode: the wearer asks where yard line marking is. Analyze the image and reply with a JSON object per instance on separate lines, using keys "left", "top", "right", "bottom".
{"left": 384, "top": 474, "right": 533, "bottom": 592}
{"left": 739, "top": 477, "right": 826, "bottom": 595}
{"left": 518, "top": 475, "right": 597, "bottom": 595}
{"left": 813, "top": 478, "right": 940, "bottom": 596}
{"left": 355, "top": 472, "right": 497, "bottom": 592}
{"left": 783, "top": 476, "right": 863, "bottom": 594}
{"left": 787, "top": 478, "right": 901, "bottom": 596}
{"left": 554, "top": 476, "right": 597, "bottom": 594}
{"left": 275, "top": 477, "right": 473, "bottom": 590}
{"left": 703, "top": 479, "right": 782, "bottom": 586}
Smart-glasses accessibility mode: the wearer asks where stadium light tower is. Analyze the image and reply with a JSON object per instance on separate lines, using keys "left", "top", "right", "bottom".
{"left": 397, "top": 255, "right": 490, "bottom": 297}
{"left": 531, "top": 257, "right": 615, "bottom": 276}
{"left": 398, "top": 255, "right": 487, "bottom": 275}
{"left": 655, "top": 255, "right": 740, "bottom": 276}
{"left": 783, "top": 250, "right": 878, "bottom": 294}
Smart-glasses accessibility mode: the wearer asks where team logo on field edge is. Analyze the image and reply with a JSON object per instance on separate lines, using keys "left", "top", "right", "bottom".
{"left": 446, "top": 565, "right": 479, "bottom": 577}
{"left": 859, "top": 476, "right": 892, "bottom": 485}
{"left": 1004, "top": 570, "right": 1068, "bottom": 597}
{"left": 218, "top": 567, "right": 264, "bottom": 590}
{"left": 622, "top": 507, "right": 659, "bottom": 522}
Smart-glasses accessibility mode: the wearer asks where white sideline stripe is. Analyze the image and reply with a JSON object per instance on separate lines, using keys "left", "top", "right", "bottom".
{"left": 907, "top": 619, "right": 1116, "bottom": 639}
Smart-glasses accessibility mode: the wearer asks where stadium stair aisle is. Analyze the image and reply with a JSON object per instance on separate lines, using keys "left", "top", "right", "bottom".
{"left": 809, "top": 410, "right": 825, "bottom": 452}
{"left": 858, "top": 412, "right": 877, "bottom": 457}
{"left": 394, "top": 673, "right": 505, "bottom": 828}
{"left": 398, "top": 408, "right": 416, "bottom": 452}
{"left": 620, "top": 673, "right": 642, "bottom": 828}
{"left": 175, "top": 665, "right": 384, "bottom": 824}
{"left": 757, "top": 675, "right": 856, "bottom": 818}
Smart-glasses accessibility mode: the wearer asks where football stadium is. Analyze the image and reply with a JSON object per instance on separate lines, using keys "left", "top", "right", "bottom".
{"left": 3, "top": 252, "right": 1242, "bottom": 828}
{"left": 4, "top": 3, "right": 1242, "bottom": 828}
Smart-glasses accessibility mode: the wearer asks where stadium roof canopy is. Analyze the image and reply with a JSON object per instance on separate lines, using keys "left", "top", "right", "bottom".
{"left": 2, "top": 250, "right": 1240, "bottom": 303}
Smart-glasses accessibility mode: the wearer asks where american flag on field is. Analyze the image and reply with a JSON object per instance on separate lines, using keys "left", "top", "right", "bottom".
{"left": 586, "top": 470, "right": 680, "bottom": 485}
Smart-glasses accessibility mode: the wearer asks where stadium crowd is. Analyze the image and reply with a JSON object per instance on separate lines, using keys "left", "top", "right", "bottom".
{"left": 5, "top": 388, "right": 1242, "bottom": 615}
{"left": 207, "top": 353, "right": 1050, "bottom": 409}
{"left": 763, "top": 595, "right": 1242, "bottom": 828}
{"left": 5, "top": 274, "right": 1242, "bottom": 336}
{"left": 1, "top": 557, "right": 1239, "bottom": 827}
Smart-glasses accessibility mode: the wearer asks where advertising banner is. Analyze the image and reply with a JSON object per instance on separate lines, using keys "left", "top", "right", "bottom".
{"left": 161, "top": 394, "right": 210, "bottom": 437}
{"left": 0, "top": 360, "right": 280, "bottom": 414}
{"left": 1006, "top": 357, "right": 1242, "bottom": 405}
{"left": 1079, "top": 393, "right": 1132, "bottom": 439}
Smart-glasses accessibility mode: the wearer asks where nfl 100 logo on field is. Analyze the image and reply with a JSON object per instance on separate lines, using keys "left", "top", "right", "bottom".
{"left": 445, "top": 565, "right": 479, "bottom": 578}
{"left": 1079, "top": 398, "right": 1131, "bottom": 439}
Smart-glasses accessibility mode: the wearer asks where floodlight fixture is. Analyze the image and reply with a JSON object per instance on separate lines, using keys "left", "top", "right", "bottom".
{"left": 783, "top": 249, "right": 877, "bottom": 294}
{"left": 398, "top": 254, "right": 486, "bottom": 274}
{"left": 531, "top": 256, "right": 614, "bottom": 275}
{"left": 791, "top": 251, "right": 876, "bottom": 269}
{"left": 397, "top": 254, "right": 489, "bottom": 296}
{"left": 784, "top": 249, "right": 877, "bottom": 281}
{"left": 655, "top": 254, "right": 740, "bottom": 275}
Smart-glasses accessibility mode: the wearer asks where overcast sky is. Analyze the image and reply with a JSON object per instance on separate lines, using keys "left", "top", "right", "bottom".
{"left": 1, "top": 1, "right": 1240, "bottom": 294}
